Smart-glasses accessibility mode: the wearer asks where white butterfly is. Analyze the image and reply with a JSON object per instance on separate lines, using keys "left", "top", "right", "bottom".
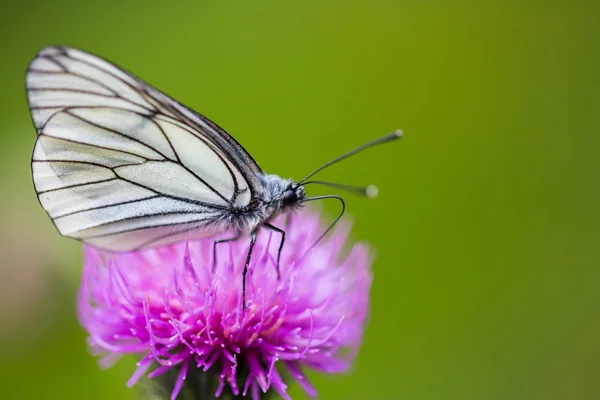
{"left": 27, "top": 46, "right": 401, "bottom": 305}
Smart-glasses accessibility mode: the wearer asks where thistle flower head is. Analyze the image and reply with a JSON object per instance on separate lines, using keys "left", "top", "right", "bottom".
{"left": 78, "top": 211, "right": 372, "bottom": 399}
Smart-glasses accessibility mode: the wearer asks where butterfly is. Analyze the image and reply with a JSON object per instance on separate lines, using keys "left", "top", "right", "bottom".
{"left": 26, "top": 46, "right": 402, "bottom": 307}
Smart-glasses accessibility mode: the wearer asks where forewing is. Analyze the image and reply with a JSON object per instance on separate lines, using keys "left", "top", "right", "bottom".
{"left": 27, "top": 46, "right": 260, "bottom": 204}
{"left": 26, "top": 45, "right": 264, "bottom": 251}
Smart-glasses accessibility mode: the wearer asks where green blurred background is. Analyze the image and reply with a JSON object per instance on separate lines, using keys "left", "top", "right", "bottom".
{"left": 0, "top": 1, "right": 599, "bottom": 399}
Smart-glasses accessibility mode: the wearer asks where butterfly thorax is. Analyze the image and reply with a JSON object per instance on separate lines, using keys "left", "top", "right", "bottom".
{"left": 212, "top": 174, "right": 305, "bottom": 234}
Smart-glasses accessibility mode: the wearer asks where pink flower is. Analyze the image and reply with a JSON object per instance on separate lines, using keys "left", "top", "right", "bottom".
{"left": 78, "top": 211, "right": 372, "bottom": 400}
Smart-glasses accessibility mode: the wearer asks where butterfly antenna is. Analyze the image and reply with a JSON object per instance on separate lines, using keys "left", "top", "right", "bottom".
{"left": 302, "top": 180, "right": 379, "bottom": 198}
{"left": 298, "top": 195, "right": 345, "bottom": 262}
{"left": 298, "top": 129, "right": 403, "bottom": 184}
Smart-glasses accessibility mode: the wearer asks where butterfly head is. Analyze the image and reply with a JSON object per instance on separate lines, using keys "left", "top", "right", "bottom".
{"left": 281, "top": 183, "right": 306, "bottom": 208}
{"left": 258, "top": 174, "right": 306, "bottom": 211}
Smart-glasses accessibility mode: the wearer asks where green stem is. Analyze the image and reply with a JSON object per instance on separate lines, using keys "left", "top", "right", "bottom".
{"left": 139, "top": 360, "right": 278, "bottom": 400}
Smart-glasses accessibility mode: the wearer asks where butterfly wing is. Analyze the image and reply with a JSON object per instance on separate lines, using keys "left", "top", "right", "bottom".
{"left": 27, "top": 46, "right": 262, "bottom": 251}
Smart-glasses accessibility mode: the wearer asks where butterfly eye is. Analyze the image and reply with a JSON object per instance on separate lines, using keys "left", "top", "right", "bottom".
{"left": 282, "top": 189, "right": 298, "bottom": 206}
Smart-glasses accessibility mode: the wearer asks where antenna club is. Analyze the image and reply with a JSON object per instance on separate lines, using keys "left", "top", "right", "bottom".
{"left": 366, "top": 184, "right": 379, "bottom": 198}
{"left": 393, "top": 129, "right": 404, "bottom": 138}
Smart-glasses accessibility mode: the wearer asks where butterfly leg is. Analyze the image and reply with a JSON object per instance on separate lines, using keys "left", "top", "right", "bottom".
{"left": 212, "top": 232, "right": 241, "bottom": 273}
{"left": 264, "top": 223, "right": 285, "bottom": 280}
{"left": 242, "top": 231, "right": 258, "bottom": 310}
